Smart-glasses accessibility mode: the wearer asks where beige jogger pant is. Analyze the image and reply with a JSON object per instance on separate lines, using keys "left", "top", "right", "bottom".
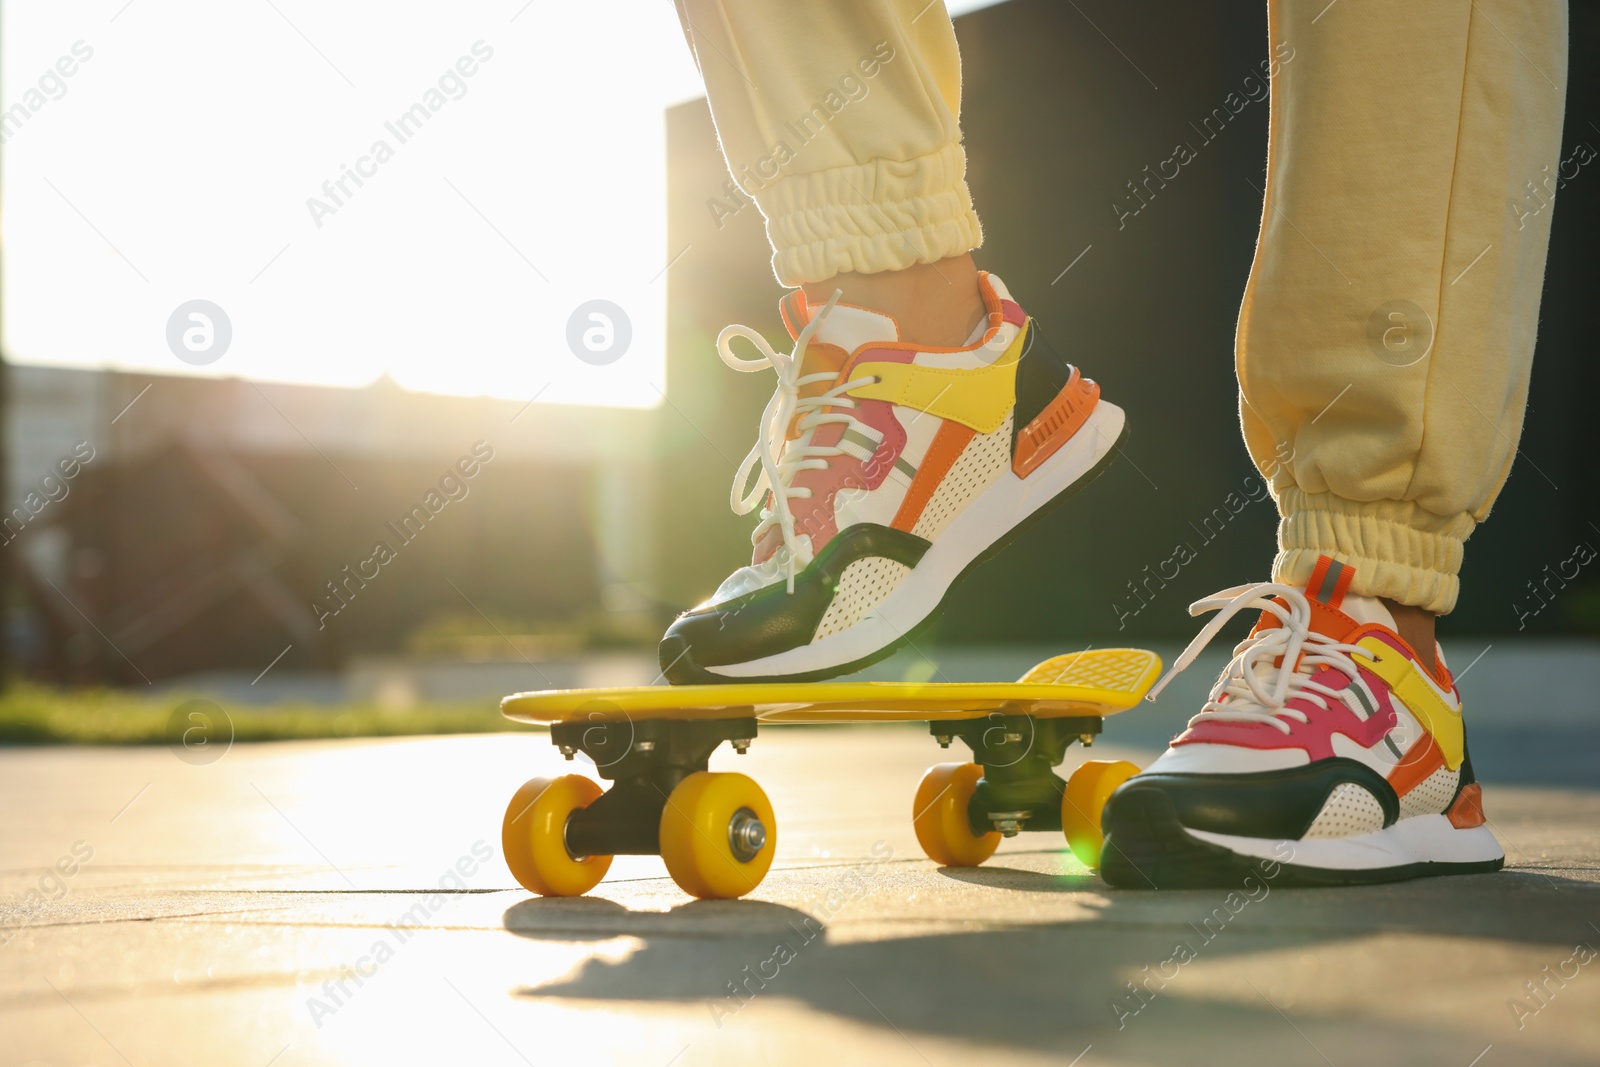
{"left": 676, "top": 0, "right": 1569, "bottom": 614}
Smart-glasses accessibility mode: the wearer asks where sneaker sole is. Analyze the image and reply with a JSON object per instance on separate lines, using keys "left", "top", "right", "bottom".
{"left": 674, "top": 402, "right": 1130, "bottom": 684}
{"left": 1101, "top": 786, "right": 1506, "bottom": 889}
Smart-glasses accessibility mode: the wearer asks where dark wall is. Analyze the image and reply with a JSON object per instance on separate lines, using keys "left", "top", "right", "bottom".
{"left": 36, "top": 446, "right": 598, "bottom": 683}
{"left": 662, "top": 0, "right": 1599, "bottom": 641}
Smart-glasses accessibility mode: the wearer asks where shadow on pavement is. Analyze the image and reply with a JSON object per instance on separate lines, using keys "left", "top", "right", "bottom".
{"left": 501, "top": 870, "right": 1600, "bottom": 1063}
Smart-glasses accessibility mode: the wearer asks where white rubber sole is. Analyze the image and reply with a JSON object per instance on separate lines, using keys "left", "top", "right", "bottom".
{"left": 1188, "top": 815, "right": 1505, "bottom": 872}
{"left": 706, "top": 401, "right": 1127, "bottom": 680}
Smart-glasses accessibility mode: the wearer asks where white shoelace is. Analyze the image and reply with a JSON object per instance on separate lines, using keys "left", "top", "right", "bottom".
{"left": 717, "top": 291, "right": 876, "bottom": 593}
{"left": 1144, "top": 582, "right": 1379, "bottom": 735}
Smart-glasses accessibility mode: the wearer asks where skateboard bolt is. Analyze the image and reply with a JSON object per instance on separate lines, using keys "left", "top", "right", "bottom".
{"left": 989, "top": 810, "right": 1029, "bottom": 837}
{"left": 558, "top": 744, "right": 576, "bottom": 760}
{"left": 727, "top": 807, "right": 767, "bottom": 862}
{"left": 1002, "top": 732, "right": 1023, "bottom": 743}
{"left": 732, "top": 738, "right": 751, "bottom": 754}
{"left": 1079, "top": 733, "right": 1095, "bottom": 747}
{"left": 934, "top": 734, "right": 952, "bottom": 748}
{"left": 633, "top": 740, "right": 656, "bottom": 753}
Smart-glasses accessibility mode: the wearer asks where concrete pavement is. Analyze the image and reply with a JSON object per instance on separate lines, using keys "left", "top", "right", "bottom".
{"left": 2, "top": 728, "right": 1597, "bottom": 1066}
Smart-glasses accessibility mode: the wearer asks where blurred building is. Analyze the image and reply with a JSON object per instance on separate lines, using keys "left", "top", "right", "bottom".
{"left": 6, "top": 365, "right": 661, "bottom": 684}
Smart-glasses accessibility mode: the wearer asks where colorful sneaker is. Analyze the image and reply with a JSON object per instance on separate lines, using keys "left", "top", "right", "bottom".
{"left": 658, "top": 272, "right": 1127, "bottom": 683}
{"left": 1101, "top": 556, "right": 1503, "bottom": 887}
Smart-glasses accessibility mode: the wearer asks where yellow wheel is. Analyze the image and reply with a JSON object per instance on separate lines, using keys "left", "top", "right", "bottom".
{"left": 501, "top": 775, "right": 612, "bottom": 896}
{"left": 913, "top": 762, "right": 1000, "bottom": 867}
{"left": 658, "top": 772, "right": 775, "bottom": 899}
{"left": 1061, "top": 759, "right": 1140, "bottom": 868}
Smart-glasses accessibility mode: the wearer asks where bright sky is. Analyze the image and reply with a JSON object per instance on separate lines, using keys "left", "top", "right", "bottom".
{"left": 2, "top": 0, "right": 1004, "bottom": 407}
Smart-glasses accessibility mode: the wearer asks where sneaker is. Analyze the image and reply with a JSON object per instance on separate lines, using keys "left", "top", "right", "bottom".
{"left": 658, "top": 272, "right": 1127, "bottom": 683}
{"left": 1101, "top": 555, "right": 1503, "bottom": 887}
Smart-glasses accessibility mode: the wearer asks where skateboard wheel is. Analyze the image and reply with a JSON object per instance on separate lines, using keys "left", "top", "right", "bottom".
{"left": 502, "top": 775, "right": 612, "bottom": 896}
{"left": 1061, "top": 759, "right": 1140, "bottom": 868}
{"left": 913, "top": 763, "right": 1000, "bottom": 867}
{"left": 658, "top": 771, "right": 775, "bottom": 899}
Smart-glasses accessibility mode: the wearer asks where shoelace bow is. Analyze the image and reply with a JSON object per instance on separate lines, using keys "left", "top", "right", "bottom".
{"left": 1144, "top": 581, "right": 1379, "bottom": 735}
{"left": 717, "top": 291, "right": 876, "bottom": 593}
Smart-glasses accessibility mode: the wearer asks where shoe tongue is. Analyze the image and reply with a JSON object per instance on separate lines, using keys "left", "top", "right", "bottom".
{"left": 1251, "top": 556, "right": 1395, "bottom": 641}
{"left": 778, "top": 289, "right": 899, "bottom": 373}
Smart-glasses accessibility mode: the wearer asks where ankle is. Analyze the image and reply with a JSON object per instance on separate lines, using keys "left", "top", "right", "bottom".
{"left": 1382, "top": 598, "right": 1439, "bottom": 678}
{"left": 803, "top": 253, "right": 987, "bottom": 349}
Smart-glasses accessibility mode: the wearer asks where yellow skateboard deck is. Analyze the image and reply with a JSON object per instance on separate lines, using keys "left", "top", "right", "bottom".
{"left": 502, "top": 648, "right": 1162, "bottom": 725}
{"left": 498, "top": 649, "right": 1161, "bottom": 903}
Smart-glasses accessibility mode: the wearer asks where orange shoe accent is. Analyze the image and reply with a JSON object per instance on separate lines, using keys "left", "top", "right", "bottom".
{"left": 1387, "top": 731, "right": 1447, "bottom": 798}
{"left": 779, "top": 289, "right": 807, "bottom": 337}
{"left": 892, "top": 420, "right": 976, "bottom": 531}
{"left": 1446, "top": 782, "right": 1488, "bottom": 829}
{"left": 1011, "top": 369, "right": 1100, "bottom": 477}
{"left": 1250, "top": 596, "right": 1361, "bottom": 644}
{"left": 783, "top": 342, "right": 851, "bottom": 438}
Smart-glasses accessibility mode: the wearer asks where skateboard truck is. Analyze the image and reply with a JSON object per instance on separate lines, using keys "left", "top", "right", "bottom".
{"left": 928, "top": 711, "right": 1104, "bottom": 837}
{"left": 549, "top": 714, "right": 757, "bottom": 857}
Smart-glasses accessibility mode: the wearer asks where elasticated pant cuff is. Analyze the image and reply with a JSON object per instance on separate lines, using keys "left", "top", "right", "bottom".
{"left": 757, "top": 141, "right": 982, "bottom": 287}
{"left": 1274, "top": 487, "right": 1475, "bottom": 615}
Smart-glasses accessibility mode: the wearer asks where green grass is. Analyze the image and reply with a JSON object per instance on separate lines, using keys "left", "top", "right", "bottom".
{"left": 0, "top": 684, "right": 525, "bottom": 745}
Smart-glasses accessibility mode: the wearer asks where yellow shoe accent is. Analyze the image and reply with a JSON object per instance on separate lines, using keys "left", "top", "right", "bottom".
{"left": 844, "top": 321, "right": 1028, "bottom": 434}
{"left": 1356, "top": 635, "right": 1465, "bottom": 770}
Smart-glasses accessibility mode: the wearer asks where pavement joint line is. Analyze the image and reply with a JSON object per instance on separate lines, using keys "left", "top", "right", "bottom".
{"left": 12, "top": 963, "right": 424, "bottom": 1011}
{"left": 1464, "top": 1045, "right": 1492, "bottom": 1067}
{"left": 1245, "top": 976, "right": 1337, "bottom": 1066}
{"left": 250, "top": 783, "right": 358, "bottom": 889}
{"left": 444, "top": 975, "right": 536, "bottom": 1065}
{"left": 1066, "top": 1044, "right": 1093, "bottom": 1067}
{"left": 45, "top": 976, "right": 136, "bottom": 1066}
{"left": 845, "top": 976, "right": 934, "bottom": 1065}
{"left": 55, "top": 906, "right": 1561, "bottom": 940}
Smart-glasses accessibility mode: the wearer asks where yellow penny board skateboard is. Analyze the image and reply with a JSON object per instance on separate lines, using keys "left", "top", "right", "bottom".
{"left": 499, "top": 648, "right": 1161, "bottom": 900}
